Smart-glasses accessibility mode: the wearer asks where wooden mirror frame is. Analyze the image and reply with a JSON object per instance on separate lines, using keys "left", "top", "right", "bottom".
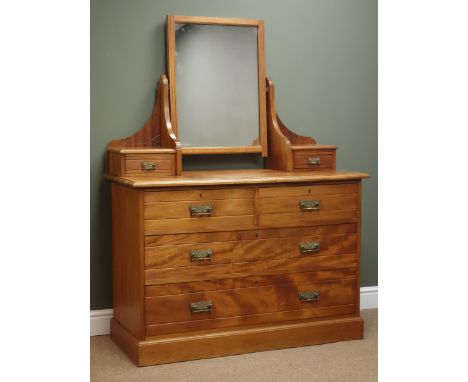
{"left": 166, "top": 15, "right": 267, "bottom": 156}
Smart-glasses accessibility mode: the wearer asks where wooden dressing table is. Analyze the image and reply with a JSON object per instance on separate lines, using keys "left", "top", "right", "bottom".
{"left": 105, "top": 15, "right": 368, "bottom": 366}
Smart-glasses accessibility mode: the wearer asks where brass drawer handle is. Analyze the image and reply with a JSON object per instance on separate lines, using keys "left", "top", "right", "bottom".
{"left": 189, "top": 204, "right": 213, "bottom": 217}
{"left": 299, "top": 200, "right": 320, "bottom": 211}
{"left": 308, "top": 157, "right": 321, "bottom": 165}
{"left": 299, "top": 241, "right": 320, "bottom": 254}
{"left": 299, "top": 291, "right": 320, "bottom": 302}
{"left": 190, "top": 300, "right": 213, "bottom": 313}
{"left": 141, "top": 161, "right": 157, "bottom": 170}
{"left": 190, "top": 249, "right": 213, "bottom": 261}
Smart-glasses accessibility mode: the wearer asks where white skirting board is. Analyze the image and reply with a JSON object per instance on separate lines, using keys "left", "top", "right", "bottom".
{"left": 91, "top": 286, "right": 378, "bottom": 336}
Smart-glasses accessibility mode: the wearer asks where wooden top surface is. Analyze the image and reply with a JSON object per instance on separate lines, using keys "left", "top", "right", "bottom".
{"left": 105, "top": 169, "right": 369, "bottom": 189}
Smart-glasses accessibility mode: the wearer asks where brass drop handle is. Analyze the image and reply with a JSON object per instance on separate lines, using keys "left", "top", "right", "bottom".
{"left": 298, "top": 291, "right": 320, "bottom": 302}
{"left": 190, "top": 300, "right": 213, "bottom": 313}
{"left": 189, "top": 204, "right": 213, "bottom": 217}
{"left": 141, "top": 161, "right": 157, "bottom": 170}
{"left": 308, "top": 157, "right": 321, "bottom": 165}
{"left": 190, "top": 249, "right": 213, "bottom": 261}
{"left": 299, "top": 241, "right": 320, "bottom": 254}
{"left": 299, "top": 200, "right": 320, "bottom": 211}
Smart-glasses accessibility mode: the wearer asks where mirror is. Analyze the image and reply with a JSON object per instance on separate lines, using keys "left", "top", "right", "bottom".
{"left": 167, "top": 16, "right": 267, "bottom": 156}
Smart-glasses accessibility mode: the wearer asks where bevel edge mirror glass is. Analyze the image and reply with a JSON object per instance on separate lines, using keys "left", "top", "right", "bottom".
{"left": 167, "top": 16, "right": 267, "bottom": 156}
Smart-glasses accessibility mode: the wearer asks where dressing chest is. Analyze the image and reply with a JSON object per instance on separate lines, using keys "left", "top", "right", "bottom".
{"left": 105, "top": 15, "right": 368, "bottom": 366}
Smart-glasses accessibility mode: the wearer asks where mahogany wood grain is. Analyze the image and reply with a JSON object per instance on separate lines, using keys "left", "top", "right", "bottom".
{"left": 146, "top": 304, "right": 357, "bottom": 336}
{"left": 144, "top": 188, "right": 254, "bottom": 203}
{"left": 259, "top": 183, "right": 357, "bottom": 197}
{"left": 158, "top": 75, "right": 182, "bottom": 175}
{"left": 107, "top": 151, "right": 124, "bottom": 177}
{"left": 291, "top": 145, "right": 337, "bottom": 150}
{"left": 111, "top": 184, "right": 145, "bottom": 340}
{"left": 144, "top": 198, "right": 254, "bottom": 220}
{"left": 259, "top": 194, "right": 357, "bottom": 214}
{"left": 145, "top": 268, "right": 356, "bottom": 297}
{"left": 146, "top": 278, "right": 356, "bottom": 324}
{"left": 125, "top": 154, "right": 175, "bottom": 176}
{"left": 356, "top": 182, "right": 362, "bottom": 312}
{"left": 259, "top": 210, "right": 357, "bottom": 228}
{"left": 294, "top": 151, "right": 336, "bottom": 170}
{"left": 264, "top": 78, "right": 293, "bottom": 171}
{"left": 166, "top": 16, "right": 177, "bottom": 136}
{"left": 144, "top": 223, "right": 357, "bottom": 246}
{"left": 257, "top": 20, "right": 267, "bottom": 156}
{"left": 145, "top": 253, "right": 357, "bottom": 285}
{"left": 120, "top": 316, "right": 364, "bottom": 366}
{"left": 145, "top": 233, "right": 356, "bottom": 269}
{"left": 106, "top": 169, "right": 369, "bottom": 189}
{"left": 110, "top": 318, "right": 140, "bottom": 365}
{"left": 277, "top": 115, "right": 317, "bottom": 145}
{"left": 144, "top": 215, "right": 256, "bottom": 235}
{"left": 170, "top": 15, "right": 263, "bottom": 26}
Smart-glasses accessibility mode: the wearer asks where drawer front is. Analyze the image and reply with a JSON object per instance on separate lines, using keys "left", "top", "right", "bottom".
{"left": 294, "top": 150, "right": 335, "bottom": 171}
{"left": 144, "top": 188, "right": 255, "bottom": 234}
{"left": 259, "top": 183, "right": 358, "bottom": 228}
{"left": 145, "top": 273, "right": 356, "bottom": 335}
{"left": 144, "top": 224, "right": 358, "bottom": 284}
{"left": 145, "top": 253, "right": 357, "bottom": 284}
{"left": 145, "top": 232, "right": 357, "bottom": 269}
{"left": 125, "top": 154, "right": 175, "bottom": 176}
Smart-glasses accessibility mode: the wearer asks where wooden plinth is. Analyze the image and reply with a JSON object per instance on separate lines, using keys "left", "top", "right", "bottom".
{"left": 110, "top": 316, "right": 364, "bottom": 367}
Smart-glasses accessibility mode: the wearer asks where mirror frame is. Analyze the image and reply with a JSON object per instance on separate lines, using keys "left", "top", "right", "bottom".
{"left": 166, "top": 15, "right": 267, "bottom": 156}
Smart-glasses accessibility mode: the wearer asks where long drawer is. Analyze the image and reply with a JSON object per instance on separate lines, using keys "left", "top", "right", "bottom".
{"left": 144, "top": 224, "right": 357, "bottom": 284}
{"left": 145, "top": 232, "right": 356, "bottom": 268}
{"left": 144, "top": 188, "right": 255, "bottom": 234}
{"left": 259, "top": 183, "right": 358, "bottom": 228}
{"left": 145, "top": 270, "right": 357, "bottom": 336}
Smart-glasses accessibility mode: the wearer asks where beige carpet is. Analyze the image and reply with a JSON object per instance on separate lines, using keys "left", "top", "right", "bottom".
{"left": 91, "top": 309, "right": 377, "bottom": 382}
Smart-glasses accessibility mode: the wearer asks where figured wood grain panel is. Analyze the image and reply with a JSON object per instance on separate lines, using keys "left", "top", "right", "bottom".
{"left": 259, "top": 194, "right": 357, "bottom": 214}
{"left": 231, "top": 253, "right": 356, "bottom": 276}
{"left": 144, "top": 223, "right": 357, "bottom": 246}
{"left": 111, "top": 184, "right": 145, "bottom": 340}
{"left": 144, "top": 199, "right": 254, "bottom": 219}
{"left": 145, "top": 241, "right": 236, "bottom": 268}
{"left": 145, "top": 268, "right": 357, "bottom": 297}
{"left": 259, "top": 183, "right": 357, "bottom": 198}
{"left": 145, "top": 253, "right": 356, "bottom": 285}
{"left": 145, "top": 278, "right": 356, "bottom": 324}
{"left": 259, "top": 210, "right": 357, "bottom": 228}
{"left": 144, "top": 215, "right": 256, "bottom": 234}
{"left": 145, "top": 233, "right": 356, "bottom": 269}
{"left": 144, "top": 188, "right": 254, "bottom": 203}
{"left": 146, "top": 304, "right": 357, "bottom": 336}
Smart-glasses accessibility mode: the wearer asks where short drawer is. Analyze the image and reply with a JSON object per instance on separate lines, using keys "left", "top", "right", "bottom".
{"left": 125, "top": 153, "right": 175, "bottom": 176}
{"left": 259, "top": 183, "right": 358, "bottom": 228}
{"left": 293, "top": 149, "right": 336, "bottom": 171}
{"left": 145, "top": 272, "right": 357, "bottom": 335}
{"left": 144, "top": 188, "right": 255, "bottom": 234}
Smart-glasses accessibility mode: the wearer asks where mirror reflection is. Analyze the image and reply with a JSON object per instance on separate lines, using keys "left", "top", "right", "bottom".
{"left": 175, "top": 24, "right": 260, "bottom": 148}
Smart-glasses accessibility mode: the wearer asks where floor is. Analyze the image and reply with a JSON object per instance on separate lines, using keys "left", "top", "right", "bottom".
{"left": 91, "top": 309, "right": 377, "bottom": 382}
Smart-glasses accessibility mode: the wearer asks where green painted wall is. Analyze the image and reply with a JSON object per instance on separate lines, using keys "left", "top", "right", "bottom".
{"left": 91, "top": 0, "right": 377, "bottom": 310}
